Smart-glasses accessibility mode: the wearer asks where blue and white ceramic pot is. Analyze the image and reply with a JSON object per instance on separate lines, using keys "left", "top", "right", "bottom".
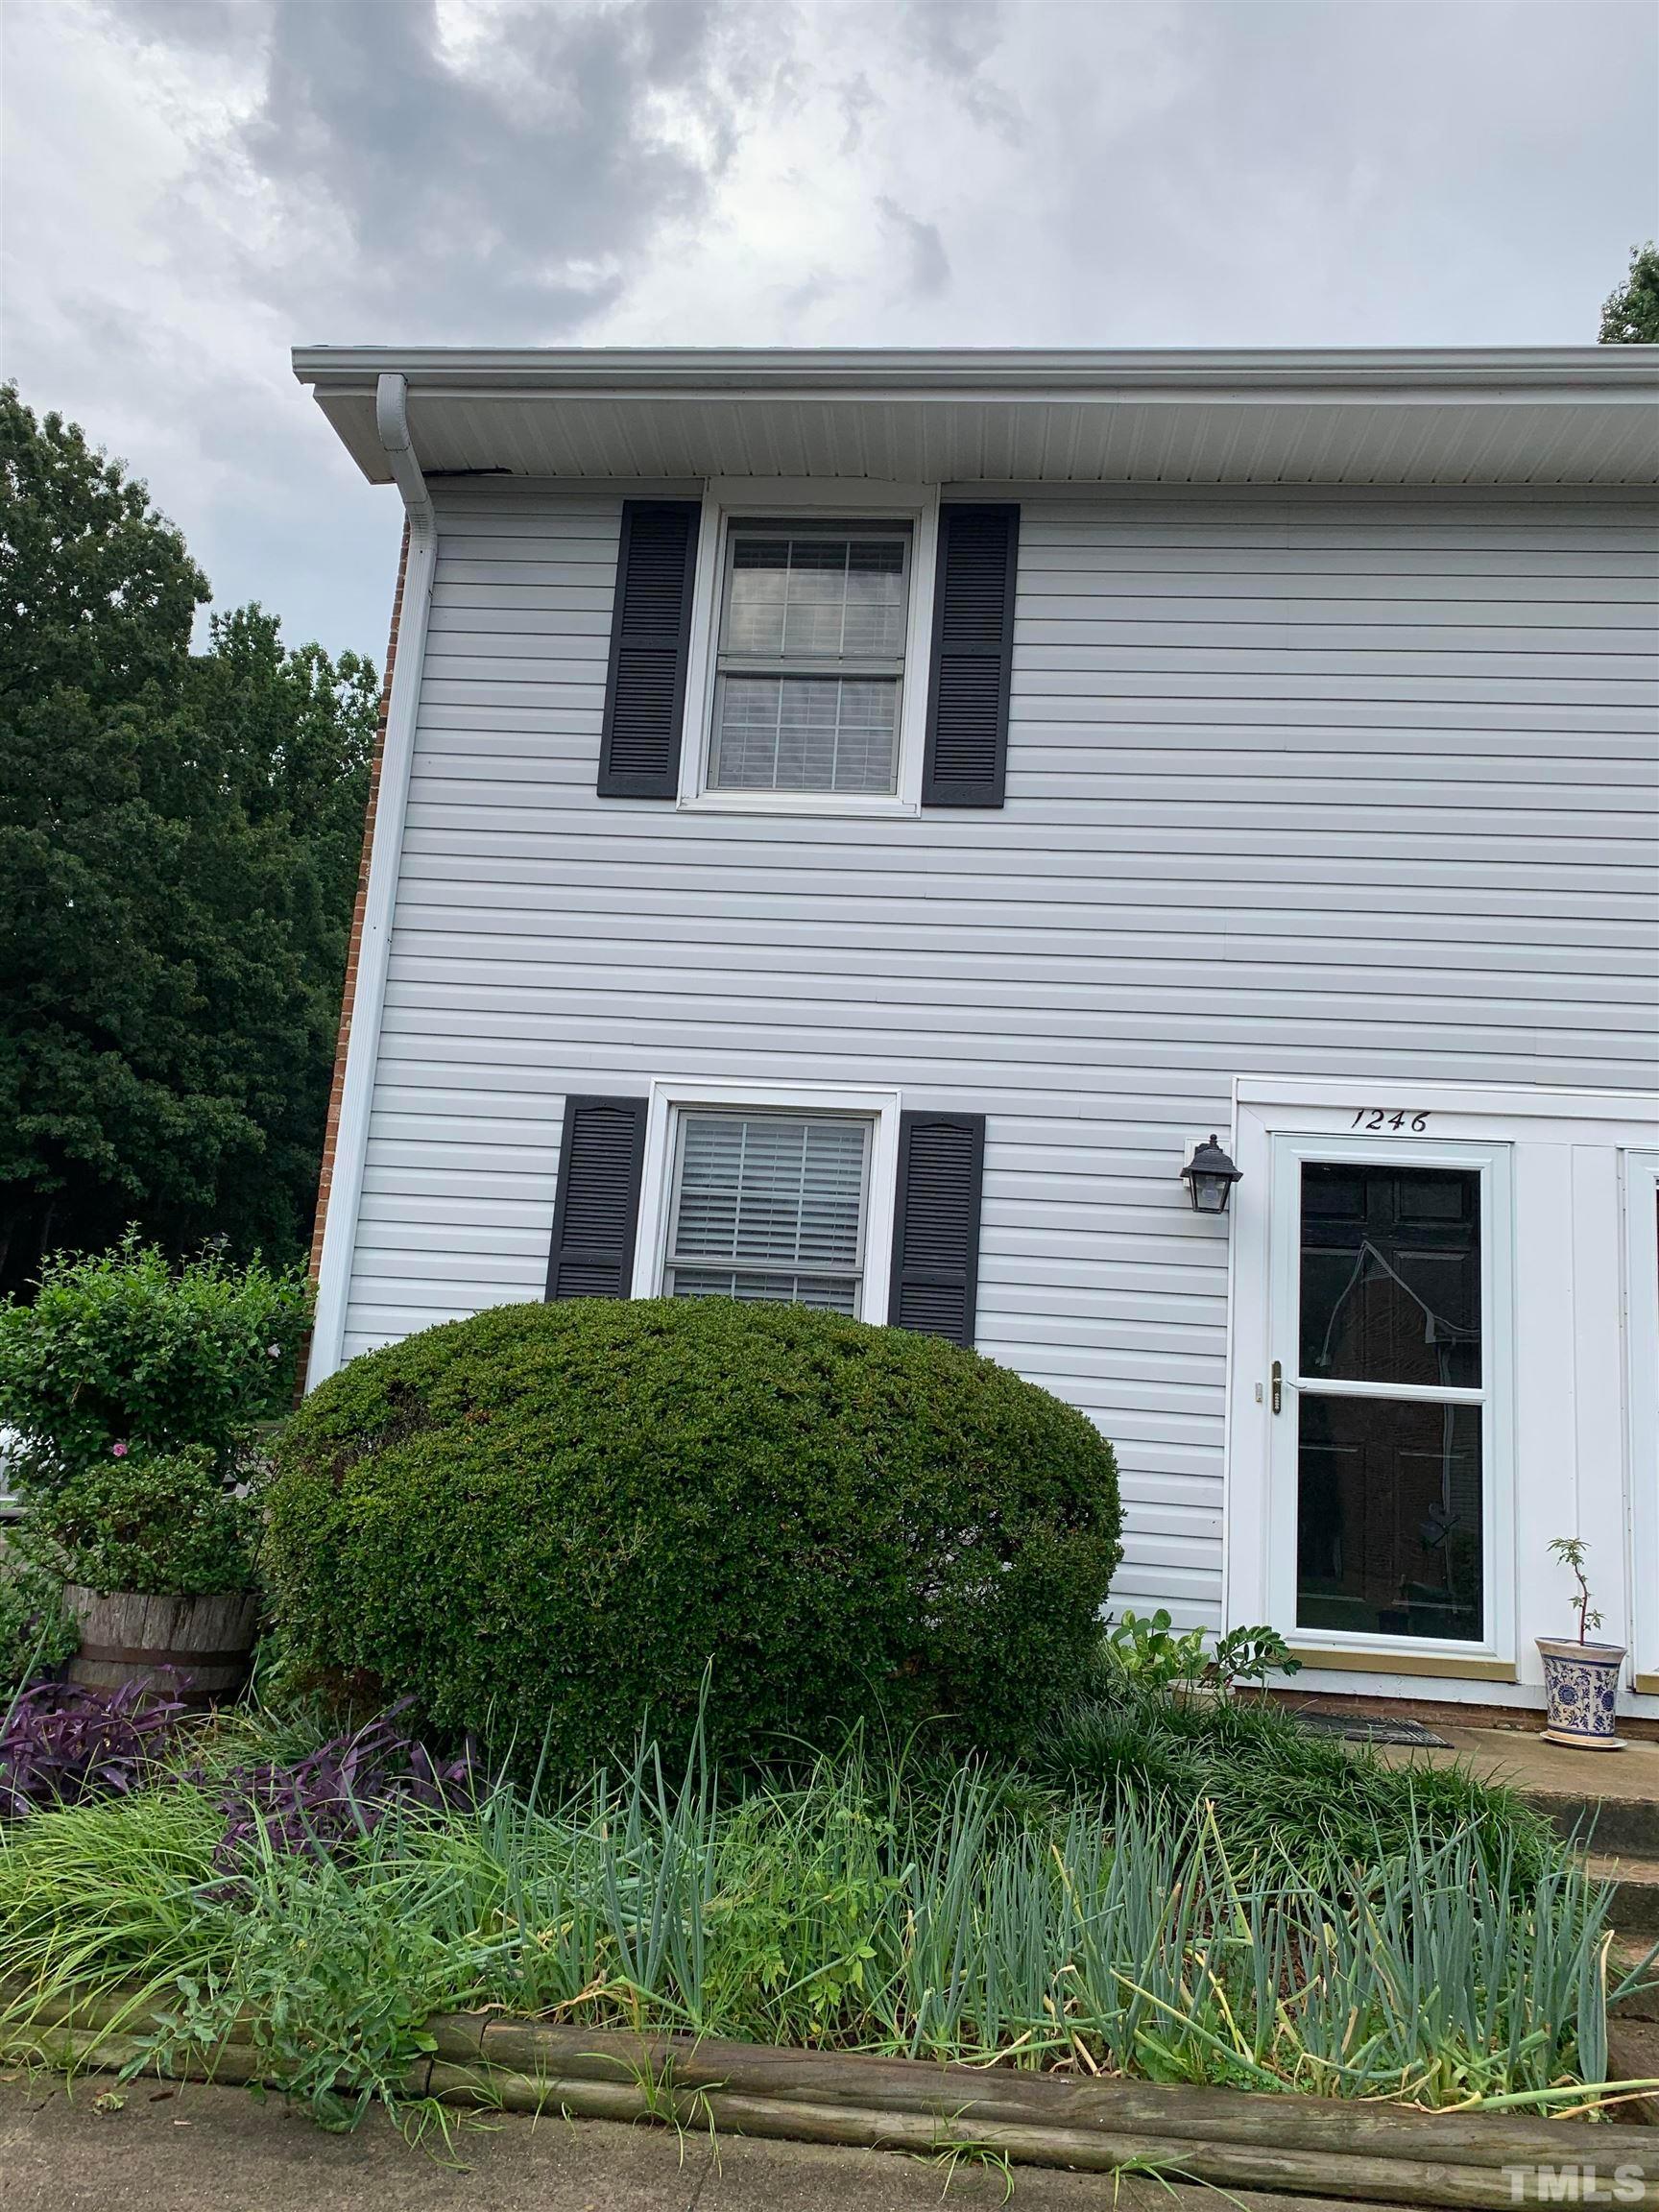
{"left": 1536, "top": 1636, "right": 1627, "bottom": 1750}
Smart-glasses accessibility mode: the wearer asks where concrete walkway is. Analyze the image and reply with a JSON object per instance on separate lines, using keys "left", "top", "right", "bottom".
{"left": 1369, "top": 1723, "right": 1659, "bottom": 1810}
{"left": 0, "top": 2075, "right": 1413, "bottom": 2212}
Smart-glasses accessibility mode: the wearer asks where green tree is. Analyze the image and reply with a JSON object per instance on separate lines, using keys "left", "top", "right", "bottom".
{"left": 1599, "top": 242, "right": 1659, "bottom": 344}
{"left": 0, "top": 386, "right": 375, "bottom": 1289}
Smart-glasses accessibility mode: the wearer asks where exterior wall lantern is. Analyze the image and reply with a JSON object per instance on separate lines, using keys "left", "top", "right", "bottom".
{"left": 1182, "top": 1134, "right": 1242, "bottom": 1215}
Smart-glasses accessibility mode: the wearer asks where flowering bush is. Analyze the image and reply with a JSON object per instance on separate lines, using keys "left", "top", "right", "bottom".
{"left": 0, "top": 1234, "right": 310, "bottom": 1498}
{"left": 0, "top": 1680, "right": 188, "bottom": 1818}
{"left": 31, "top": 1447, "right": 259, "bottom": 1597}
{"left": 204, "top": 1706, "right": 480, "bottom": 1867}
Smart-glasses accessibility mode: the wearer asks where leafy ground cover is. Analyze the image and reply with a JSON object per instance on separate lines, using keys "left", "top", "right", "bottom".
{"left": 0, "top": 1694, "right": 1639, "bottom": 2134}
{"left": 0, "top": 1681, "right": 188, "bottom": 1819}
{"left": 1038, "top": 1661, "right": 1562, "bottom": 1889}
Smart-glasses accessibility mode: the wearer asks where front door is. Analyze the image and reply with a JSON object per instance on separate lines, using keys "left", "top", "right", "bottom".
{"left": 1265, "top": 1134, "right": 1511, "bottom": 1665}
{"left": 1627, "top": 1153, "right": 1659, "bottom": 1687}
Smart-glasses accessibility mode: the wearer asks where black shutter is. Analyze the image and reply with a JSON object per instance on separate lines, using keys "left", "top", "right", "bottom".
{"left": 888, "top": 1112, "right": 986, "bottom": 1346}
{"left": 922, "top": 504, "right": 1019, "bottom": 808}
{"left": 544, "top": 1095, "right": 648, "bottom": 1300}
{"left": 597, "top": 501, "right": 701, "bottom": 798}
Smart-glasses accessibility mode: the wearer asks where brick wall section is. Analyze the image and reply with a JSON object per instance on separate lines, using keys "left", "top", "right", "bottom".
{"left": 307, "top": 517, "right": 411, "bottom": 1287}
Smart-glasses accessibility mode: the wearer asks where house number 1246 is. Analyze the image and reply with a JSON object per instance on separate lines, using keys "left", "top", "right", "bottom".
{"left": 1350, "top": 1108, "right": 1430, "bottom": 1132}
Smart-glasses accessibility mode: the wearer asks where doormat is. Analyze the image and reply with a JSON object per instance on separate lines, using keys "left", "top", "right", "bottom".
{"left": 1290, "top": 1709, "right": 1452, "bottom": 1748}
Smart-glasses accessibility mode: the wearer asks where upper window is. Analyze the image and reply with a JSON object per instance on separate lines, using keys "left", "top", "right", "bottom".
{"left": 709, "top": 524, "right": 912, "bottom": 796}
{"left": 663, "top": 1109, "right": 871, "bottom": 1312}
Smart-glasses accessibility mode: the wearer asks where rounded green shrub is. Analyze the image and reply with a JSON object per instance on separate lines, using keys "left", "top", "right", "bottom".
{"left": 262, "top": 1299, "right": 1121, "bottom": 1773}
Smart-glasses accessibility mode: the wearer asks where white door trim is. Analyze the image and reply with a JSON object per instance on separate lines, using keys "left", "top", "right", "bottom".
{"left": 1223, "top": 1078, "right": 1657, "bottom": 1696}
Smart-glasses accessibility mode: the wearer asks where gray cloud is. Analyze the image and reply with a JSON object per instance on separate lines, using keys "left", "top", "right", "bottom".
{"left": 105, "top": 0, "right": 780, "bottom": 336}
{"left": 103, "top": 0, "right": 266, "bottom": 51}
{"left": 878, "top": 195, "right": 950, "bottom": 300}
{"left": 894, "top": 0, "right": 1022, "bottom": 140}
{"left": 6, "top": 0, "right": 1654, "bottom": 661}
{"left": 836, "top": 69, "right": 878, "bottom": 156}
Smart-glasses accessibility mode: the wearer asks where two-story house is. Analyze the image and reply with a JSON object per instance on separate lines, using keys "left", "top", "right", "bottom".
{"left": 294, "top": 347, "right": 1659, "bottom": 1720}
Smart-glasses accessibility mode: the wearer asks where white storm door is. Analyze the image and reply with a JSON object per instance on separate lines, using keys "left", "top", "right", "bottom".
{"left": 1265, "top": 1134, "right": 1513, "bottom": 1663}
{"left": 1626, "top": 1152, "right": 1659, "bottom": 1687}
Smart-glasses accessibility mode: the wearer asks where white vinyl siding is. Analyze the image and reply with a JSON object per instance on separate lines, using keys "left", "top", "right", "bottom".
{"left": 346, "top": 479, "right": 1659, "bottom": 1632}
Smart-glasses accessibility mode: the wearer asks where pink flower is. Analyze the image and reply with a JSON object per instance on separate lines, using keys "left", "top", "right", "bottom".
{"left": 267, "top": 1343, "right": 281, "bottom": 1358}
{"left": 111, "top": 1441, "right": 129, "bottom": 1458}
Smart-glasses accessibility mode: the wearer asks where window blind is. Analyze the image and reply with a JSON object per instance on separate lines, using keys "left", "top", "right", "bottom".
{"left": 666, "top": 1112, "right": 869, "bottom": 1312}
{"left": 710, "top": 529, "right": 910, "bottom": 796}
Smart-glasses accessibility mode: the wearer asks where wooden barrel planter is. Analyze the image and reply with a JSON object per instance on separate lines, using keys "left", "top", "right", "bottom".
{"left": 64, "top": 1586, "right": 259, "bottom": 1707}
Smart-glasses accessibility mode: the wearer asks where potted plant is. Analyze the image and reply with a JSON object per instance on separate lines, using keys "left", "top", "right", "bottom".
{"left": 0, "top": 1236, "right": 310, "bottom": 1707}
{"left": 1537, "top": 1537, "right": 1626, "bottom": 1751}
{"left": 30, "top": 1447, "right": 262, "bottom": 1705}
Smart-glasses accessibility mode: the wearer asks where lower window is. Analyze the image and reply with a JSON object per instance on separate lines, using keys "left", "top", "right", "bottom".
{"left": 663, "top": 1109, "right": 872, "bottom": 1313}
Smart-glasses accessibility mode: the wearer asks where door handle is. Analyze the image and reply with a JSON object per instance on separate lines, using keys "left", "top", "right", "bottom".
{"left": 1271, "top": 1359, "right": 1283, "bottom": 1414}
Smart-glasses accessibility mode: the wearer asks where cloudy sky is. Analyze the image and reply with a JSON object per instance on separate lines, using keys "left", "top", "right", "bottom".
{"left": 5, "top": 0, "right": 1655, "bottom": 660}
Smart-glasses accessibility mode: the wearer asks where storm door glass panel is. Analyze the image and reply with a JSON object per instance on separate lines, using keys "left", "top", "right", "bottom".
{"left": 665, "top": 1112, "right": 869, "bottom": 1313}
{"left": 1294, "top": 1162, "right": 1485, "bottom": 1642}
{"left": 1300, "top": 1164, "right": 1480, "bottom": 1389}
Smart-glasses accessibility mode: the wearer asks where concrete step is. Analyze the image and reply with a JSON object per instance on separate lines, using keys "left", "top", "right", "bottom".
{"left": 1368, "top": 1725, "right": 1659, "bottom": 1855}
{"left": 1603, "top": 2018, "right": 1659, "bottom": 2118}
{"left": 1362, "top": 1723, "right": 1659, "bottom": 1946}
{"left": 1590, "top": 1854, "right": 1659, "bottom": 1939}
{"left": 1612, "top": 1940, "right": 1659, "bottom": 2024}
{"left": 1534, "top": 1790, "right": 1659, "bottom": 1858}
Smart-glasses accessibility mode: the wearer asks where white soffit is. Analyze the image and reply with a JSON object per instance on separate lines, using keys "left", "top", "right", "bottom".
{"left": 292, "top": 348, "right": 1659, "bottom": 489}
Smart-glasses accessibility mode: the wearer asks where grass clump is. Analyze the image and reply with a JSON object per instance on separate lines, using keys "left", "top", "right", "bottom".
{"left": 1036, "top": 1670, "right": 1561, "bottom": 1890}
{"left": 0, "top": 1710, "right": 1628, "bottom": 2127}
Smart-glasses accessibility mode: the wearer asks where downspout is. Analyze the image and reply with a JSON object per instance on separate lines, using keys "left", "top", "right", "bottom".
{"left": 306, "top": 374, "right": 439, "bottom": 1386}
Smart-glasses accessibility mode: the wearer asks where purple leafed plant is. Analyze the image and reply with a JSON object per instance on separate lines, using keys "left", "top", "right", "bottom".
{"left": 207, "top": 1704, "right": 481, "bottom": 1867}
{"left": 0, "top": 1681, "right": 189, "bottom": 1819}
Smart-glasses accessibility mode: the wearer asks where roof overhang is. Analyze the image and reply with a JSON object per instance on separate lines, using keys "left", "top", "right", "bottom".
{"left": 291, "top": 347, "right": 1659, "bottom": 490}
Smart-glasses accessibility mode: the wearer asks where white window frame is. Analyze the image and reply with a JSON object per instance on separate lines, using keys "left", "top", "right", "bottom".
{"left": 677, "top": 480, "right": 940, "bottom": 819}
{"left": 1260, "top": 1128, "right": 1515, "bottom": 1668}
{"left": 632, "top": 1076, "right": 903, "bottom": 1321}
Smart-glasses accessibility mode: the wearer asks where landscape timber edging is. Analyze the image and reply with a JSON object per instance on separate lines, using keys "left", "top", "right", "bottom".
{"left": 11, "top": 1995, "right": 1659, "bottom": 2209}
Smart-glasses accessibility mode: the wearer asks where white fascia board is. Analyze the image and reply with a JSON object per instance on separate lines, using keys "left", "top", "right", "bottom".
{"left": 292, "top": 345, "right": 1655, "bottom": 397}
{"left": 292, "top": 347, "right": 1659, "bottom": 493}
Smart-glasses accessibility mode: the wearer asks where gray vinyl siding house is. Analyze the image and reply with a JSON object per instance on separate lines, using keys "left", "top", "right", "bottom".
{"left": 296, "top": 348, "right": 1659, "bottom": 1719}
